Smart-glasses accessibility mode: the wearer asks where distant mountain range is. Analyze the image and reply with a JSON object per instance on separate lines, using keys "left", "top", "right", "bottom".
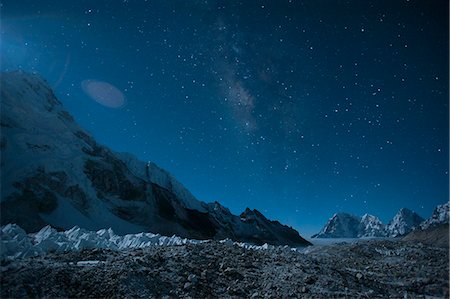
{"left": 0, "top": 71, "right": 311, "bottom": 247}
{"left": 312, "top": 203, "right": 449, "bottom": 238}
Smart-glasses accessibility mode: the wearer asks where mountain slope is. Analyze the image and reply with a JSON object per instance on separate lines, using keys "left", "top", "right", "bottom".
{"left": 403, "top": 223, "right": 449, "bottom": 247}
{"left": 312, "top": 212, "right": 387, "bottom": 238}
{"left": 0, "top": 71, "right": 310, "bottom": 246}
{"left": 311, "top": 213, "right": 361, "bottom": 238}
{"left": 419, "top": 202, "right": 449, "bottom": 230}
{"left": 402, "top": 202, "right": 449, "bottom": 247}
{"left": 385, "top": 208, "right": 424, "bottom": 237}
{"left": 358, "top": 214, "right": 386, "bottom": 237}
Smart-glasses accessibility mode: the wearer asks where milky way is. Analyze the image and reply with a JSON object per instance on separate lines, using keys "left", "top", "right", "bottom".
{"left": 1, "top": 0, "right": 448, "bottom": 235}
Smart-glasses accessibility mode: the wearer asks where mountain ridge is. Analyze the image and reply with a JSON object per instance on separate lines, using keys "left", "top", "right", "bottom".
{"left": 312, "top": 205, "right": 448, "bottom": 238}
{"left": 0, "top": 71, "right": 311, "bottom": 247}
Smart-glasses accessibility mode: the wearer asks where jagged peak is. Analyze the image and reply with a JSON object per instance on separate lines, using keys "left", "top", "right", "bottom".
{"left": 390, "top": 208, "right": 423, "bottom": 222}
{"left": 239, "top": 208, "right": 273, "bottom": 226}
{"left": 240, "top": 208, "right": 266, "bottom": 219}
{"left": 330, "top": 212, "right": 359, "bottom": 220}
{"left": 361, "top": 213, "right": 379, "bottom": 221}
{"left": 209, "top": 201, "right": 231, "bottom": 215}
{"left": 252, "top": 209, "right": 266, "bottom": 219}
{"left": 314, "top": 204, "right": 442, "bottom": 239}
{"left": 395, "top": 207, "right": 421, "bottom": 217}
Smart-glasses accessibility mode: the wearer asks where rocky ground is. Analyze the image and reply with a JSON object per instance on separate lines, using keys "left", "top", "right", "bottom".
{"left": 1, "top": 239, "right": 448, "bottom": 298}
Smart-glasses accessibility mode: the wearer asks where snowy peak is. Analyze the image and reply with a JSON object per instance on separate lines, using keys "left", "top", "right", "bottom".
{"left": 313, "top": 208, "right": 426, "bottom": 238}
{"left": 312, "top": 213, "right": 361, "bottom": 238}
{"left": 313, "top": 212, "right": 386, "bottom": 238}
{"left": 358, "top": 214, "right": 385, "bottom": 237}
{"left": 419, "top": 202, "right": 449, "bottom": 230}
{"left": 386, "top": 208, "right": 424, "bottom": 237}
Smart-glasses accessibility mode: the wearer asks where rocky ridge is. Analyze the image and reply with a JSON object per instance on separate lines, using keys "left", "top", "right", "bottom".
{"left": 0, "top": 71, "right": 310, "bottom": 247}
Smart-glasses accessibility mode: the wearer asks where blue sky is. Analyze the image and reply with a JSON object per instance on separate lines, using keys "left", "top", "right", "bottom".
{"left": 1, "top": 0, "right": 448, "bottom": 236}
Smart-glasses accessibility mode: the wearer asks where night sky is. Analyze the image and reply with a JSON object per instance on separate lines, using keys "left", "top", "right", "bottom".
{"left": 1, "top": 0, "right": 448, "bottom": 236}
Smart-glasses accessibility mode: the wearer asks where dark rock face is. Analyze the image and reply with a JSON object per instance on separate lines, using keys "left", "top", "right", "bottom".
{"left": 1, "top": 195, "right": 49, "bottom": 233}
{"left": 0, "top": 71, "right": 311, "bottom": 246}
{"left": 0, "top": 136, "right": 7, "bottom": 150}
{"left": 1, "top": 168, "right": 89, "bottom": 232}
{"left": 202, "top": 203, "right": 311, "bottom": 246}
{"left": 84, "top": 158, "right": 147, "bottom": 202}
{"left": 237, "top": 208, "right": 311, "bottom": 246}
{"left": 152, "top": 183, "right": 177, "bottom": 219}
{"left": 132, "top": 183, "right": 217, "bottom": 240}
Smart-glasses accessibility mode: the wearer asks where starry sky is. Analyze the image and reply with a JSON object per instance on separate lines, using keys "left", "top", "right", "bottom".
{"left": 1, "top": 0, "right": 448, "bottom": 236}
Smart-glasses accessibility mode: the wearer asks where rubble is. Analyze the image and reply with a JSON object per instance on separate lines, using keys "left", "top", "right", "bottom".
{"left": 1, "top": 239, "right": 448, "bottom": 298}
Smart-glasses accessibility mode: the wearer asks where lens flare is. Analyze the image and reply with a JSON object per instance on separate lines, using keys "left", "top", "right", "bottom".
{"left": 81, "top": 80, "right": 125, "bottom": 108}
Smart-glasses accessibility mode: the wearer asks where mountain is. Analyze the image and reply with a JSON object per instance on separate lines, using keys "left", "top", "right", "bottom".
{"left": 385, "top": 208, "right": 424, "bottom": 237}
{"left": 402, "top": 202, "right": 449, "bottom": 247}
{"left": 419, "top": 202, "right": 449, "bottom": 230}
{"left": 311, "top": 213, "right": 361, "bottom": 238}
{"left": 312, "top": 212, "right": 387, "bottom": 238}
{"left": 0, "top": 71, "right": 311, "bottom": 247}
{"left": 313, "top": 208, "right": 426, "bottom": 238}
{"left": 358, "top": 214, "right": 385, "bottom": 237}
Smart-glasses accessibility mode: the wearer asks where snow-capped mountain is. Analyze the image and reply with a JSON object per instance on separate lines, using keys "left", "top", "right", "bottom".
{"left": 385, "top": 208, "right": 424, "bottom": 237}
{"left": 358, "top": 214, "right": 385, "bottom": 237}
{"left": 313, "top": 208, "right": 426, "bottom": 238}
{"left": 0, "top": 71, "right": 311, "bottom": 247}
{"left": 419, "top": 202, "right": 449, "bottom": 230}
{"left": 311, "top": 213, "right": 362, "bottom": 238}
{"left": 312, "top": 212, "right": 386, "bottom": 238}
